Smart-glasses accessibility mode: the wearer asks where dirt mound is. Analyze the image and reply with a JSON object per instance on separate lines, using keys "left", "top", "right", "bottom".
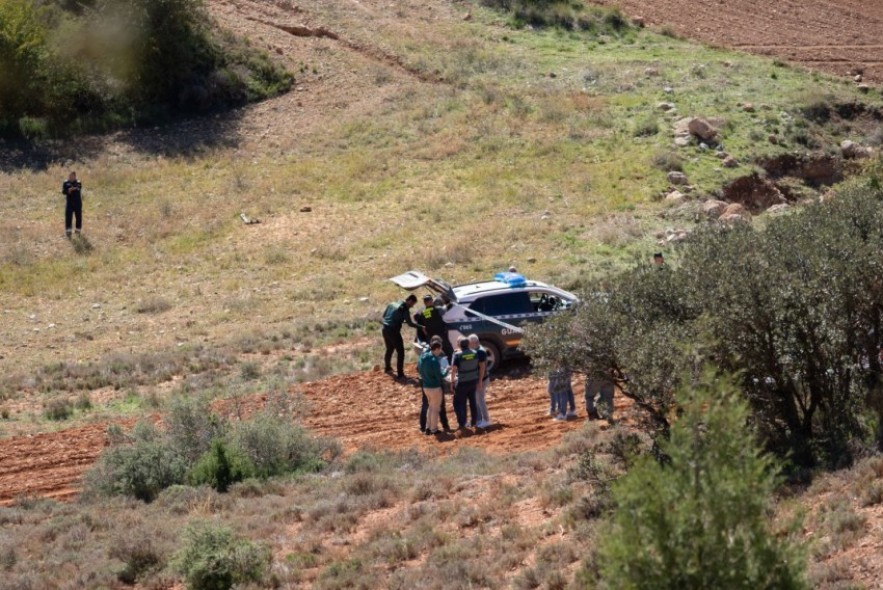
{"left": 591, "top": 0, "right": 883, "bottom": 84}
{"left": 0, "top": 370, "right": 631, "bottom": 505}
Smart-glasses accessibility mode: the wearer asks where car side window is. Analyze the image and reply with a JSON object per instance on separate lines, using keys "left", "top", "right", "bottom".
{"left": 471, "top": 292, "right": 532, "bottom": 317}
{"left": 530, "top": 291, "right": 560, "bottom": 312}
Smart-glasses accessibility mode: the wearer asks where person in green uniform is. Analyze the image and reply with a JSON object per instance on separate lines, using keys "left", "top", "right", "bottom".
{"left": 382, "top": 294, "right": 419, "bottom": 379}
{"left": 417, "top": 339, "right": 446, "bottom": 435}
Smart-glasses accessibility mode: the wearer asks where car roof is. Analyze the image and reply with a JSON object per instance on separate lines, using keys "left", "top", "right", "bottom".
{"left": 453, "top": 279, "right": 574, "bottom": 301}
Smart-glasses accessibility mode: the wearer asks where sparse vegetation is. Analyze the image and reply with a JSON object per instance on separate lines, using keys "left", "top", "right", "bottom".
{"left": 2, "top": 0, "right": 883, "bottom": 588}
{"left": 526, "top": 180, "right": 883, "bottom": 469}
{"left": 593, "top": 371, "right": 807, "bottom": 589}
{"left": 85, "top": 395, "right": 336, "bottom": 501}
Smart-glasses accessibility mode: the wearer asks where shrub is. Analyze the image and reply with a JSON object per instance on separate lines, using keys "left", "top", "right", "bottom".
{"left": 229, "top": 411, "right": 336, "bottom": 478}
{"left": 0, "top": 0, "right": 291, "bottom": 137}
{"left": 174, "top": 522, "right": 270, "bottom": 590}
{"left": 632, "top": 114, "right": 659, "bottom": 137}
{"left": 525, "top": 180, "right": 883, "bottom": 468}
{"left": 109, "top": 530, "right": 166, "bottom": 584}
{"left": 651, "top": 150, "right": 684, "bottom": 172}
{"left": 43, "top": 398, "right": 73, "bottom": 421}
{"left": 189, "top": 439, "right": 255, "bottom": 493}
{"left": 594, "top": 371, "right": 807, "bottom": 589}
{"left": 85, "top": 422, "right": 188, "bottom": 502}
{"left": 165, "top": 395, "right": 225, "bottom": 464}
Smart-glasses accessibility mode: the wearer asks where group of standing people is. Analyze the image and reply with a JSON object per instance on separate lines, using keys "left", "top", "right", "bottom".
{"left": 381, "top": 292, "right": 615, "bottom": 439}
{"left": 417, "top": 332, "right": 493, "bottom": 436}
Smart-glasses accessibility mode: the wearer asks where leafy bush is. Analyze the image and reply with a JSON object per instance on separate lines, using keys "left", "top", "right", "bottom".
{"left": 594, "top": 371, "right": 807, "bottom": 590}
{"left": 0, "top": 0, "right": 291, "bottom": 137}
{"left": 174, "top": 522, "right": 270, "bottom": 590}
{"left": 43, "top": 398, "right": 73, "bottom": 421}
{"left": 525, "top": 180, "right": 883, "bottom": 468}
{"left": 165, "top": 395, "right": 225, "bottom": 464}
{"left": 189, "top": 439, "right": 254, "bottom": 493}
{"left": 229, "top": 411, "right": 337, "bottom": 478}
{"left": 87, "top": 399, "right": 334, "bottom": 501}
{"left": 85, "top": 421, "right": 188, "bottom": 502}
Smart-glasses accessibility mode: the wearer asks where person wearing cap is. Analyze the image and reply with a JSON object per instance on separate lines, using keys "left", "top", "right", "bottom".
{"left": 382, "top": 294, "right": 420, "bottom": 379}
{"left": 415, "top": 294, "right": 453, "bottom": 359}
{"left": 468, "top": 334, "right": 493, "bottom": 428}
{"left": 450, "top": 336, "right": 485, "bottom": 430}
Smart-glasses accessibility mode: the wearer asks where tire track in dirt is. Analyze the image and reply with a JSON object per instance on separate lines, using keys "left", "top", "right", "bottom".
{"left": 0, "top": 370, "right": 630, "bottom": 505}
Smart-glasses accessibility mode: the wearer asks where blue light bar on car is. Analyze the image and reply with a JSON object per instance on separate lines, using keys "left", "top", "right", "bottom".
{"left": 493, "top": 272, "right": 527, "bottom": 288}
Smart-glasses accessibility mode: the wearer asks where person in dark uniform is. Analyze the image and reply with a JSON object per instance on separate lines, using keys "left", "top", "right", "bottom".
{"left": 450, "top": 337, "right": 486, "bottom": 429}
{"left": 62, "top": 171, "right": 83, "bottom": 238}
{"left": 382, "top": 293, "right": 420, "bottom": 378}
{"left": 414, "top": 295, "right": 453, "bottom": 359}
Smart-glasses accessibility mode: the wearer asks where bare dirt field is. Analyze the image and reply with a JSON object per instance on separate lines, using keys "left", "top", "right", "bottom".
{"left": 592, "top": 0, "right": 883, "bottom": 83}
{"left": 0, "top": 370, "right": 631, "bottom": 506}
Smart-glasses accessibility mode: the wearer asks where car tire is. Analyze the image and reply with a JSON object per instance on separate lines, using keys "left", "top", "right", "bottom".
{"left": 480, "top": 339, "right": 501, "bottom": 370}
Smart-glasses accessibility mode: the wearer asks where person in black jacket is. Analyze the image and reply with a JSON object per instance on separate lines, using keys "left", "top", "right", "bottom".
{"left": 414, "top": 295, "right": 453, "bottom": 359}
{"left": 382, "top": 294, "right": 419, "bottom": 378}
{"left": 62, "top": 171, "right": 83, "bottom": 238}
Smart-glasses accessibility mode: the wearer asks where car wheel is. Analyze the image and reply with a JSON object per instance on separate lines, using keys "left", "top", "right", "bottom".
{"left": 480, "top": 339, "right": 501, "bottom": 370}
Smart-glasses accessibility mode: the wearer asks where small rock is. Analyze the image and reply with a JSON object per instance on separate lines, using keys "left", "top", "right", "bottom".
{"left": 674, "top": 136, "right": 691, "bottom": 147}
{"left": 549, "top": 72, "right": 557, "bottom": 78}
{"left": 663, "top": 86, "right": 674, "bottom": 94}
{"left": 699, "top": 142, "right": 709, "bottom": 150}
{"left": 854, "top": 74, "right": 863, "bottom": 83}
{"left": 657, "top": 101, "right": 675, "bottom": 111}
{"left": 841, "top": 140, "right": 872, "bottom": 159}
{"left": 722, "top": 156, "right": 739, "bottom": 168}
{"left": 92, "top": 303, "right": 101, "bottom": 309}
{"left": 723, "top": 203, "right": 748, "bottom": 218}
{"left": 857, "top": 84, "right": 870, "bottom": 93}
{"left": 275, "top": 47, "right": 283, "bottom": 55}
{"left": 633, "top": 16, "right": 645, "bottom": 27}
{"left": 665, "top": 190, "right": 686, "bottom": 203}
{"left": 702, "top": 199, "right": 728, "bottom": 219}
{"left": 688, "top": 117, "right": 718, "bottom": 141}
{"left": 768, "top": 134, "right": 779, "bottom": 145}
{"left": 300, "top": 206, "right": 312, "bottom": 212}
{"left": 715, "top": 151, "right": 729, "bottom": 159}
{"left": 540, "top": 214, "right": 551, "bottom": 220}
{"left": 644, "top": 67, "right": 659, "bottom": 77}
{"left": 527, "top": 257, "right": 537, "bottom": 263}
{"left": 358, "top": 297, "right": 369, "bottom": 303}
{"left": 742, "top": 102, "right": 755, "bottom": 112}
{"left": 463, "top": 12, "right": 472, "bottom": 21}
{"left": 667, "top": 171, "right": 689, "bottom": 185}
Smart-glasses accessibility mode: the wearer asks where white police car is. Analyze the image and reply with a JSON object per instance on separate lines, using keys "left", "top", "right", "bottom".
{"left": 389, "top": 270, "right": 578, "bottom": 366}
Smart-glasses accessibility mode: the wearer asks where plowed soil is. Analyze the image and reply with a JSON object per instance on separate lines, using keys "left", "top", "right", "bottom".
{"left": 592, "top": 0, "right": 883, "bottom": 83}
{"left": 0, "top": 370, "right": 630, "bottom": 506}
